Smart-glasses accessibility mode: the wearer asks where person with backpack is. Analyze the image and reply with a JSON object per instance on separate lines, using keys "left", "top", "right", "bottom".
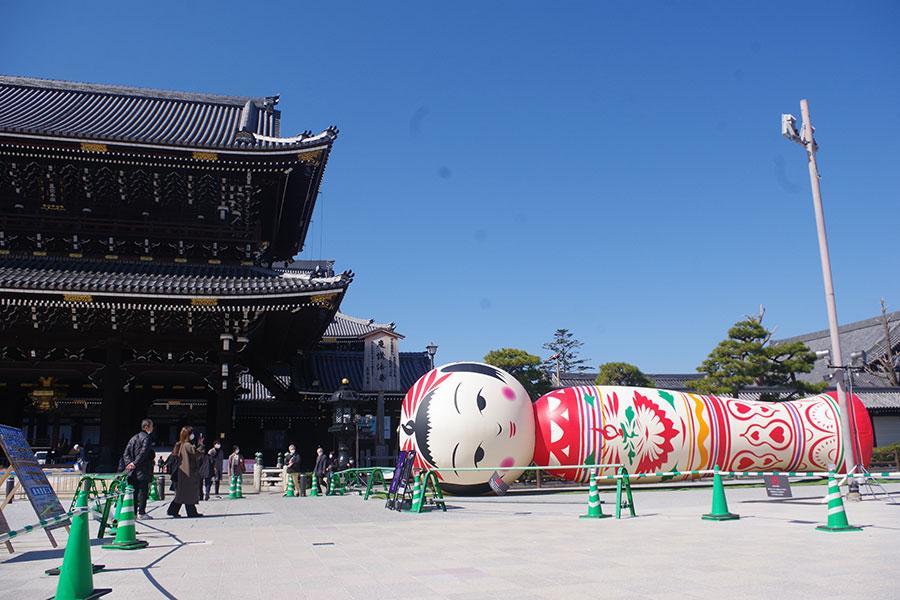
{"left": 121, "top": 419, "right": 156, "bottom": 520}
{"left": 285, "top": 444, "right": 301, "bottom": 494}
{"left": 166, "top": 426, "right": 203, "bottom": 518}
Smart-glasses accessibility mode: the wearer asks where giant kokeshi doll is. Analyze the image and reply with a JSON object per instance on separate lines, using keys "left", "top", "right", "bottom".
{"left": 532, "top": 386, "right": 874, "bottom": 482}
{"left": 400, "top": 362, "right": 536, "bottom": 494}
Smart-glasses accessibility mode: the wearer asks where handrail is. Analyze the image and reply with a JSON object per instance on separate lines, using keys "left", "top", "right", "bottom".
{"left": 0, "top": 490, "right": 123, "bottom": 544}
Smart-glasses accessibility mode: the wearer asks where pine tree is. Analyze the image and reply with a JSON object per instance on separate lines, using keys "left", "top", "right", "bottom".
{"left": 542, "top": 329, "right": 590, "bottom": 374}
{"left": 595, "top": 362, "right": 655, "bottom": 387}
{"left": 484, "top": 348, "right": 550, "bottom": 399}
{"left": 691, "top": 309, "right": 824, "bottom": 400}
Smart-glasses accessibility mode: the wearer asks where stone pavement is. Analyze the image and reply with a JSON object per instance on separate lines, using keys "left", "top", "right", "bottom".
{"left": 1, "top": 481, "right": 899, "bottom": 600}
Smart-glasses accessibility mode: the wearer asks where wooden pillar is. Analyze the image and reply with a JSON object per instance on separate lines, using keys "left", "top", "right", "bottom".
{"left": 216, "top": 334, "right": 235, "bottom": 447}
{"left": 375, "top": 391, "right": 386, "bottom": 464}
{"left": 206, "top": 389, "right": 218, "bottom": 444}
{"left": 100, "top": 339, "right": 123, "bottom": 470}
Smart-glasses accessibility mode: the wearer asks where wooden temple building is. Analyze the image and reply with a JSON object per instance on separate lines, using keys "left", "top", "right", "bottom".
{"left": 0, "top": 76, "right": 430, "bottom": 468}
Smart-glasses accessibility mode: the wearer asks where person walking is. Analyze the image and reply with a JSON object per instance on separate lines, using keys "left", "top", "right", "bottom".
{"left": 121, "top": 419, "right": 156, "bottom": 520}
{"left": 166, "top": 426, "right": 203, "bottom": 518}
{"left": 197, "top": 439, "right": 210, "bottom": 502}
{"left": 207, "top": 441, "right": 224, "bottom": 497}
{"left": 313, "top": 447, "right": 328, "bottom": 495}
{"left": 285, "top": 444, "right": 300, "bottom": 494}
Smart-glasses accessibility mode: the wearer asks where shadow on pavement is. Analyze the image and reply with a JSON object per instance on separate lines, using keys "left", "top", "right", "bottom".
{"left": 2, "top": 538, "right": 106, "bottom": 564}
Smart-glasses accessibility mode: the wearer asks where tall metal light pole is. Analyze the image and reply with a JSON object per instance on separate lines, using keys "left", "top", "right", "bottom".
{"left": 782, "top": 100, "right": 858, "bottom": 475}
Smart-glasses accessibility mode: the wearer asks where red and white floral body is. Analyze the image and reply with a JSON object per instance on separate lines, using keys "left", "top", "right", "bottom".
{"left": 532, "top": 386, "right": 874, "bottom": 482}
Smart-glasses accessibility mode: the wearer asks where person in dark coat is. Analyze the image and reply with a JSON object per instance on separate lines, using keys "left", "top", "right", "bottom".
{"left": 197, "top": 440, "right": 210, "bottom": 502}
{"left": 166, "top": 426, "right": 202, "bottom": 518}
{"left": 207, "top": 441, "right": 224, "bottom": 497}
{"left": 285, "top": 444, "right": 301, "bottom": 494}
{"left": 121, "top": 419, "right": 156, "bottom": 519}
{"left": 313, "top": 447, "right": 328, "bottom": 494}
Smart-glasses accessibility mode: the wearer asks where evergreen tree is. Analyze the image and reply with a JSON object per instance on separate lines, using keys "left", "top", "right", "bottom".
{"left": 691, "top": 309, "right": 824, "bottom": 400}
{"left": 484, "top": 348, "right": 550, "bottom": 399}
{"left": 596, "top": 362, "right": 655, "bottom": 387}
{"left": 541, "top": 329, "right": 590, "bottom": 374}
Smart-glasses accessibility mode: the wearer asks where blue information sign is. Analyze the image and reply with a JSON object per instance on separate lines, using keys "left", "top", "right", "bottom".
{"left": 0, "top": 424, "right": 69, "bottom": 529}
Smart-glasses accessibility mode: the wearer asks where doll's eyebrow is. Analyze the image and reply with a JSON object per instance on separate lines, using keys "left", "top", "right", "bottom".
{"left": 451, "top": 443, "right": 459, "bottom": 470}
{"left": 453, "top": 382, "right": 462, "bottom": 414}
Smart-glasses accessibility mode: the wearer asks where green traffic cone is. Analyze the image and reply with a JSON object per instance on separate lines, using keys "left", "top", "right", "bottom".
{"left": 309, "top": 473, "right": 319, "bottom": 497}
{"left": 106, "top": 494, "right": 123, "bottom": 538}
{"left": 580, "top": 473, "right": 611, "bottom": 519}
{"left": 52, "top": 491, "right": 111, "bottom": 600}
{"left": 409, "top": 473, "right": 424, "bottom": 513}
{"left": 817, "top": 473, "right": 862, "bottom": 532}
{"left": 236, "top": 473, "right": 244, "bottom": 499}
{"left": 228, "top": 475, "right": 237, "bottom": 499}
{"left": 702, "top": 465, "right": 739, "bottom": 521}
{"left": 101, "top": 486, "right": 148, "bottom": 550}
{"left": 284, "top": 474, "right": 296, "bottom": 497}
{"left": 147, "top": 479, "right": 160, "bottom": 502}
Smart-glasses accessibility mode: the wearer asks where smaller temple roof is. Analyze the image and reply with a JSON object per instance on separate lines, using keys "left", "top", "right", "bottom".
{"left": 323, "top": 312, "right": 397, "bottom": 339}
{"left": 0, "top": 75, "right": 337, "bottom": 152}
{"left": 557, "top": 372, "right": 697, "bottom": 389}
{"left": 0, "top": 256, "right": 351, "bottom": 300}
{"left": 774, "top": 311, "right": 900, "bottom": 385}
{"left": 238, "top": 350, "right": 431, "bottom": 398}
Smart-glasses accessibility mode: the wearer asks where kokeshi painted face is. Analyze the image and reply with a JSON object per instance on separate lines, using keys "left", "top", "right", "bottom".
{"left": 532, "top": 386, "right": 874, "bottom": 482}
{"left": 400, "top": 362, "right": 536, "bottom": 495}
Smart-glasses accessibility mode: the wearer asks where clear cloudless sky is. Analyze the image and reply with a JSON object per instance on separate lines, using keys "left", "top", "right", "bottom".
{"left": 3, "top": 1, "right": 899, "bottom": 372}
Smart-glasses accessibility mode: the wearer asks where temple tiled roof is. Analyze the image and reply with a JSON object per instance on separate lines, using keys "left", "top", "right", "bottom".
{"left": 307, "top": 350, "right": 428, "bottom": 392}
{"left": 0, "top": 75, "right": 337, "bottom": 152}
{"left": 272, "top": 260, "right": 336, "bottom": 278}
{"left": 557, "top": 372, "right": 698, "bottom": 389}
{"left": 0, "top": 256, "right": 351, "bottom": 299}
{"left": 323, "top": 312, "right": 396, "bottom": 339}
{"left": 774, "top": 311, "right": 900, "bottom": 384}
{"left": 238, "top": 351, "right": 431, "bottom": 399}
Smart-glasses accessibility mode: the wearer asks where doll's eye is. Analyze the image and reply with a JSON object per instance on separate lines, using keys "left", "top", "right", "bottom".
{"left": 474, "top": 444, "right": 485, "bottom": 467}
{"left": 476, "top": 389, "right": 487, "bottom": 413}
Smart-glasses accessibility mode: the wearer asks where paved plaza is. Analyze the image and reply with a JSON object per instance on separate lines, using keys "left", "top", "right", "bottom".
{"left": 1, "top": 481, "right": 899, "bottom": 600}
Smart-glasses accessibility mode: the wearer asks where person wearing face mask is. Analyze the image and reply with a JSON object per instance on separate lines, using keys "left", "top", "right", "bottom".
{"left": 228, "top": 445, "right": 244, "bottom": 484}
{"left": 285, "top": 444, "right": 300, "bottom": 494}
{"left": 206, "top": 440, "right": 224, "bottom": 499}
{"left": 166, "top": 426, "right": 203, "bottom": 518}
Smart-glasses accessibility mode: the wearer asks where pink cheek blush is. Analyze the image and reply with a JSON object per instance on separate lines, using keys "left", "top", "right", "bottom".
{"left": 502, "top": 386, "right": 517, "bottom": 400}
{"left": 500, "top": 456, "right": 515, "bottom": 468}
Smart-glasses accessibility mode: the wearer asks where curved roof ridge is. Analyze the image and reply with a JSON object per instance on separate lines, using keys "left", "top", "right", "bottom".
{"left": 334, "top": 311, "right": 394, "bottom": 329}
{"left": 0, "top": 75, "right": 267, "bottom": 107}
{"left": 775, "top": 310, "right": 900, "bottom": 345}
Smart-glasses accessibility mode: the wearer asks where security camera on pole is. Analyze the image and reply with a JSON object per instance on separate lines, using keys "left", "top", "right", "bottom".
{"left": 782, "top": 100, "right": 860, "bottom": 494}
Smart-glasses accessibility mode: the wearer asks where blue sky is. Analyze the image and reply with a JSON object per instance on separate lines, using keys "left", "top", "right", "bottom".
{"left": 4, "top": 2, "right": 899, "bottom": 372}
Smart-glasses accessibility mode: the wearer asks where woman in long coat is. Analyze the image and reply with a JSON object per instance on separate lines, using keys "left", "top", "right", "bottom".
{"left": 166, "top": 426, "right": 203, "bottom": 518}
